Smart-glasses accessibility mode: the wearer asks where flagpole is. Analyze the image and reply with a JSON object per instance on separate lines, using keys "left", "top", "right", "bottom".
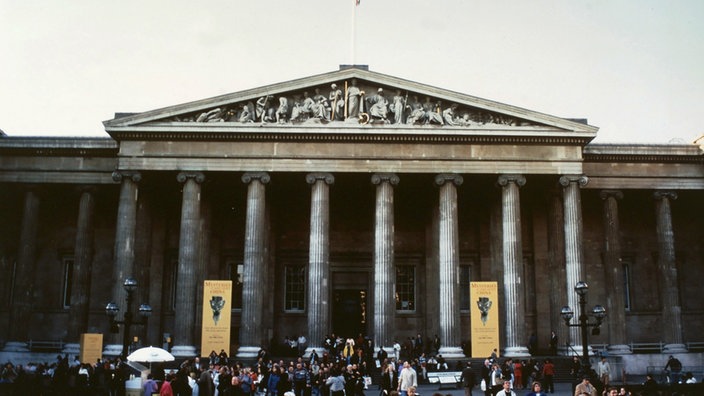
{"left": 351, "top": 0, "right": 357, "bottom": 64}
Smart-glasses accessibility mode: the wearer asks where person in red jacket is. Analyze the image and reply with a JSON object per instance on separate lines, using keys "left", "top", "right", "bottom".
{"left": 541, "top": 359, "right": 555, "bottom": 394}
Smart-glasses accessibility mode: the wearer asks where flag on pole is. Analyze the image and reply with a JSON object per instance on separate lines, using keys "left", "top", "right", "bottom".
{"left": 356, "top": 0, "right": 360, "bottom": 5}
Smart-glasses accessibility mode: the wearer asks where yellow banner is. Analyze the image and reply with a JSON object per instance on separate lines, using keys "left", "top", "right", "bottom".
{"left": 201, "top": 280, "right": 232, "bottom": 358}
{"left": 80, "top": 333, "right": 103, "bottom": 364}
{"left": 470, "top": 281, "right": 500, "bottom": 358}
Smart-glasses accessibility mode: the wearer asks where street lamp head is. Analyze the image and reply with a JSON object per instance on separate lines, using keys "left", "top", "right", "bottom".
{"left": 123, "top": 277, "right": 138, "bottom": 292}
{"left": 138, "top": 303, "right": 153, "bottom": 317}
{"left": 592, "top": 304, "right": 606, "bottom": 323}
{"left": 574, "top": 281, "right": 588, "bottom": 296}
{"left": 105, "top": 302, "right": 119, "bottom": 317}
{"left": 560, "top": 305, "right": 574, "bottom": 324}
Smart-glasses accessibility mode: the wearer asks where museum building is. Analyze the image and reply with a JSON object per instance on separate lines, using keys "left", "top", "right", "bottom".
{"left": 1, "top": 66, "right": 702, "bottom": 362}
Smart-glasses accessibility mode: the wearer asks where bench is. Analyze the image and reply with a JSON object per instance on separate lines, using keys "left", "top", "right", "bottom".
{"left": 427, "top": 371, "right": 462, "bottom": 389}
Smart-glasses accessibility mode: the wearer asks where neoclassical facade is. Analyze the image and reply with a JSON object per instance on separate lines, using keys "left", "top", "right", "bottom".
{"left": 1, "top": 67, "right": 702, "bottom": 362}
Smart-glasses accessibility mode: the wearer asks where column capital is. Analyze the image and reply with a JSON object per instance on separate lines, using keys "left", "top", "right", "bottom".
{"left": 653, "top": 191, "right": 678, "bottom": 201}
{"left": 599, "top": 190, "right": 624, "bottom": 200}
{"left": 559, "top": 175, "right": 589, "bottom": 187}
{"left": 112, "top": 171, "right": 141, "bottom": 183}
{"left": 176, "top": 172, "right": 205, "bottom": 184}
{"left": 306, "top": 172, "right": 335, "bottom": 185}
{"left": 241, "top": 172, "right": 271, "bottom": 184}
{"left": 371, "top": 173, "right": 400, "bottom": 186}
{"left": 434, "top": 173, "right": 463, "bottom": 187}
{"left": 497, "top": 174, "right": 526, "bottom": 187}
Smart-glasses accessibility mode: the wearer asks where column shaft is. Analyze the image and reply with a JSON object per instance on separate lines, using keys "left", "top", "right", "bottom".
{"left": 6, "top": 188, "right": 40, "bottom": 349}
{"left": 306, "top": 173, "right": 334, "bottom": 354}
{"left": 560, "top": 175, "right": 588, "bottom": 355}
{"left": 600, "top": 190, "right": 631, "bottom": 354}
{"left": 172, "top": 172, "right": 205, "bottom": 357}
{"left": 105, "top": 172, "right": 141, "bottom": 355}
{"left": 498, "top": 175, "right": 530, "bottom": 357}
{"left": 67, "top": 187, "right": 96, "bottom": 343}
{"left": 653, "top": 191, "right": 686, "bottom": 353}
{"left": 435, "top": 174, "right": 464, "bottom": 357}
{"left": 372, "top": 173, "right": 399, "bottom": 352}
{"left": 547, "top": 189, "right": 568, "bottom": 354}
{"left": 238, "top": 172, "right": 270, "bottom": 357}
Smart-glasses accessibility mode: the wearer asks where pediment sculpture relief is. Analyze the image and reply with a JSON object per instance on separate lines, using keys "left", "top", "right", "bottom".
{"left": 167, "top": 79, "right": 536, "bottom": 128}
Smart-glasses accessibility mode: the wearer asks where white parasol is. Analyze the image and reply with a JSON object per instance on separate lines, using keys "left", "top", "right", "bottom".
{"left": 126, "top": 346, "right": 175, "bottom": 363}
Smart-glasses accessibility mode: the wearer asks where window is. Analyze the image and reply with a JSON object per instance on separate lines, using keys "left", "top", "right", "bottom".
{"left": 459, "top": 264, "right": 472, "bottom": 311}
{"left": 62, "top": 256, "right": 75, "bottom": 308}
{"left": 395, "top": 265, "right": 415, "bottom": 311}
{"left": 229, "top": 260, "right": 244, "bottom": 310}
{"left": 285, "top": 265, "right": 305, "bottom": 311}
{"left": 622, "top": 260, "right": 632, "bottom": 311}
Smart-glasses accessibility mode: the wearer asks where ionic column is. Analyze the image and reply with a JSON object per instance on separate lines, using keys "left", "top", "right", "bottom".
{"left": 559, "top": 175, "right": 589, "bottom": 356}
{"left": 653, "top": 191, "right": 686, "bottom": 353}
{"left": 599, "top": 190, "right": 631, "bottom": 355}
{"left": 372, "top": 173, "right": 399, "bottom": 353}
{"left": 305, "top": 173, "right": 334, "bottom": 355}
{"left": 65, "top": 186, "right": 97, "bottom": 355}
{"left": 4, "top": 187, "right": 40, "bottom": 352}
{"left": 237, "top": 172, "right": 271, "bottom": 358}
{"left": 105, "top": 171, "right": 141, "bottom": 356}
{"left": 435, "top": 173, "right": 464, "bottom": 357}
{"left": 547, "top": 188, "right": 568, "bottom": 355}
{"left": 498, "top": 175, "right": 530, "bottom": 357}
{"left": 171, "top": 172, "right": 205, "bottom": 357}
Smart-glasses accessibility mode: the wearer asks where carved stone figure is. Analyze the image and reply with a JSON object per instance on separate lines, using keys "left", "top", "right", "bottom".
{"left": 313, "top": 88, "right": 330, "bottom": 120}
{"left": 256, "top": 95, "right": 274, "bottom": 122}
{"left": 239, "top": 102, "right": 255, "bottom": 123}
{"left": 442, "top": 104, "right": 459, "bottom": 126}
{"left": 367, "top": 88, "right": 389, "bottom": 121}
{"left": 329, "top": 84, "right": 344, "bottom": 121}
{"left": 196, "top": 107, "right": 226, "bottom": 123}
{"left": 406, "top": 96, "right": 425, "bottom": 124}
{"left": 390, "top": 90, "right": 406, "bottom": 124}
{"left": 276, "top": 97, "right": 289, "bottom": 124}
{"left": 346, "top": 79, "right": 362, "bottom": 119}
{"left": 424, "top": 98, "right": 444, "bottom": 125}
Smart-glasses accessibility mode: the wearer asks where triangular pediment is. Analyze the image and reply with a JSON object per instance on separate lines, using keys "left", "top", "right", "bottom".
{"left": 104, "top": 67, "right": 597, "bottom": 139}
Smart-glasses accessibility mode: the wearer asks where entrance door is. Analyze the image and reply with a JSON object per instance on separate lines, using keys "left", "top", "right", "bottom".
{"left": 332, "top": 289, "right": 367, "bottom": 338}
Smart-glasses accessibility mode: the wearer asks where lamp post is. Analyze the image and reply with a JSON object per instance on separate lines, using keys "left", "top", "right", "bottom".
{"left": 105, "top": 277, "right": 152, "bottom": 359}
{"left": 560, "top": 281, "right": 606, "bottom": 373}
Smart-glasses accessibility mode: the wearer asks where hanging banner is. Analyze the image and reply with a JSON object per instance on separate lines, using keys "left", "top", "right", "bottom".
{"left": 470, "top": 281, "right": 500, "bottom": 358}
{"left": 201, "top": 280, "right": 232, "bottom": 358}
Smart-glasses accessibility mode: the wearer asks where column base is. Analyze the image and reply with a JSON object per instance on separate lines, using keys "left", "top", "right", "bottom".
{"left": 62, "top": 343, "right": 81, "bottom": 357}
{"left": 606, "top": 344, "right": 632, "bottom": 355}
{"left": 502, "top": 346, "right": 531, "bottom": 358}
{"left": 663, "top": 343, "right": 687, "bottom": 354}
{"left": 2, "top": 341, "right": 29, "bottom": 352}
{"left": 236, "top": 346, "right": 260, "bottom": 359}
{"left": 171, "top": 345, "right": 197, "bottom": 358}
{"left": 103, "top": 344, "right": 124, "bottom": 357}
{"left": 437, "top": 346, "right": 465, "bottom": 359}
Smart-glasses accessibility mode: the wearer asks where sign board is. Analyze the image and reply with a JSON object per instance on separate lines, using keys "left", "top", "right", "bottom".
{"left": 470, "top": 281, "right": 499, "bottom": 358}
{"left": 200, "top": 280, "right": 232, "bottom": 358}
{"left": 80, "top": 333, "right": 103, "bottom": 364}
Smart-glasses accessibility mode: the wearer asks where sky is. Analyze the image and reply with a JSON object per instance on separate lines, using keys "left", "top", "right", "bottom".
{"left": 1, "top": 0, "right": 703, "bottom": 144}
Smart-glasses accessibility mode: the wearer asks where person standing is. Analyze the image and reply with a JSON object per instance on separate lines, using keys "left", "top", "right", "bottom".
{"left": 143, "top": 373, "right": 159, "bottom": 396}
{"left": 380, "top": 364, "right": 398, "bottom": 396}
{"left": 480, "top": 359, "right": 492, "bottom": 396}
{"left": 541, "top": 359, "right": 555, "bottom": 394}
{"left": 526, "top": 381, "right": 548, "bottom": 396}
{"left": 549, "top": 332, "right": 558, "bottom": 355}
{"left": 397, "top": 361, "right": 417, "bottom": 396}
{"left": 664, "top": 355, "right": 682, "bottom": 384}
{"left": 460, "top": 361, "right": 475, "bottom": 396}
{"left": 574, "top": 376, "right": 597, "bottom": 396}
{"left": 597, "top": 357, "right": 611, "bottom": 386}
{"left": 495, "top": 381, "right": 516, "bottom": 396}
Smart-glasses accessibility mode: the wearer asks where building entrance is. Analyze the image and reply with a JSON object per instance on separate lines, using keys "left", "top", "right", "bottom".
{"left": 332, "top": 289, "right": 367, "bottom": 339}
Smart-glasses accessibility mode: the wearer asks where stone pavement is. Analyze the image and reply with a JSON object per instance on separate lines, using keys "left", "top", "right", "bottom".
{"left": 363, "top": 382, "right": 577, "bottom": 396}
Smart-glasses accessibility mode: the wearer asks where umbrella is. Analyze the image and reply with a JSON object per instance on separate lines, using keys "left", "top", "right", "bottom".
{"left": 127, "top": 346, "right": 175, "bottom": 363}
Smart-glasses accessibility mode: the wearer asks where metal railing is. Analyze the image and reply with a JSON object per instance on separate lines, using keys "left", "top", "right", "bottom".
{"left": 27, "top": 339, "right": 65, "bottom": 351}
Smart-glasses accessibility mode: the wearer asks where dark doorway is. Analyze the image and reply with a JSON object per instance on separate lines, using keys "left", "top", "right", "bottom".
{"left": 332, "top": 289, "right": 367, "bottom": 338}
